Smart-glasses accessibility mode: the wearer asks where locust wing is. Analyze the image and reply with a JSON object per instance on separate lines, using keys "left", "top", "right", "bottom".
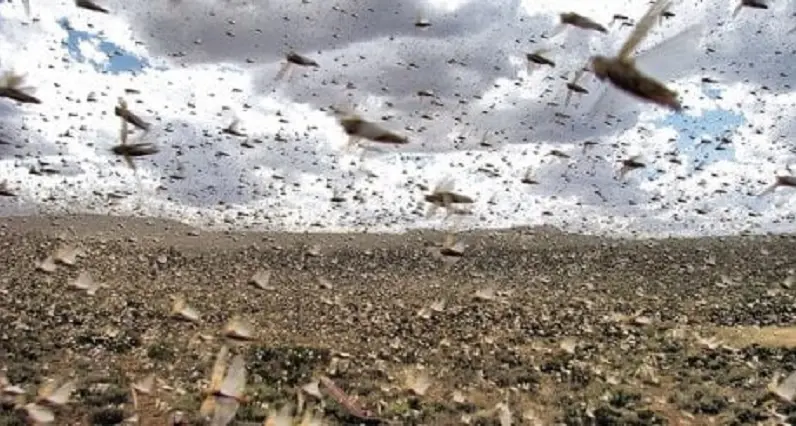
{"left": 617, "top": 0, "right": 672, "bottom": 61}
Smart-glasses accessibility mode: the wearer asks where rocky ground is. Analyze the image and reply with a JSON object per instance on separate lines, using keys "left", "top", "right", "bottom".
{"left": 1, "top": 215, "right": 796, "bottom": 425}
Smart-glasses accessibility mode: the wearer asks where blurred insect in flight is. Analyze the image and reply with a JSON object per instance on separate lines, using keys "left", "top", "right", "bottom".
{"left": 199, "top": 346, "right": 248, "bottom": 426}
{"left": 75, "top": 0, "right": 110, "bottom": 13}
{"left": 758, "top": 175, "right": 796, "bottom": 197}
{"left": 275, "top": 52, "right": 320, "bottom": 82}
{"left": 526, "top": 49, "right": 556, "bottom": 72}
{"left": 425, "top": 177, "right": 474, "bottom": 218}
{"left": 732, "top": 0, "right": 768, "bottom": 18}
{"left": 566, "top": 0, "right": 703, "bottom": 112}
{"left": 551, "top": 12, "right": 609, "bottom": 37}
{"left": 0, "top": 71, "right": 40, "bottom": 104}
{"left": 336, "top": 111, "right": 409, "bottom": 149}
{"left": 112, "top": 98, "right": 159, "bottom": 172}
{"left": 617, "top": 155, "right": 646, "bottom": 180}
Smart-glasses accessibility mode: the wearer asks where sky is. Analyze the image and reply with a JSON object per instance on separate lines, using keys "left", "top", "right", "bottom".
{"left": 0, "top": 0, "right": 795, "bottom": 237}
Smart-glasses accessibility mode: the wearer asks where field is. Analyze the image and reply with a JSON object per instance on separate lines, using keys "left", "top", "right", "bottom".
{"left": 1, "top": 215, "right": 796, "bottom": 425}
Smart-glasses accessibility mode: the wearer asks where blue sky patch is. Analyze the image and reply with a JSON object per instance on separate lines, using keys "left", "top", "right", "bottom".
{"left": 58, "top": 17, "right": 149, "bottom": 74}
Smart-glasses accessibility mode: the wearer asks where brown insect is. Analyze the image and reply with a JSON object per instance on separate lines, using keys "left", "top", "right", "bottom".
{"left": 618, "top": 155, "right": 646, "bottom": 179}
{"left": 111, "top": 103, "right": 158, "bottom": 172}
{"left": 199, "top": 346, "right": 249, "bottom": 426}
{"left": 0, "top": 71, "right": 40, "bottom": 104}
{"left": 425, "top": 177, "right": 474, "bottom": 218}
{"left": 733, "top": 0, "right": 768, "bottom": 18}
{"left": 0, "top": 180, "right": 15, "bottom": 197}
{"left": 22, "top": 378, "right": 77, "bottom": 424}
{"left": 338, "top": 114, "right": 409, "bottom": 147}
{"left": 564, "top": 79, "right": 590, "bottom": 107}
{"left": 552, "top": 12, "right": 608, "bottom": 36}
{"left": 758, "top": 175, "right": 796, "bottom": 196}
{"left": 567, "top": 0, "right": 697, "bottom": 112}
{"left": 75, "top": 0, "right": 109, "bottom": 13}
{"left": 526, "top": 49, "right": 555, "bottom": 70}
{"left": 275, "top": 52, "right": 320, "bottom": 81}
{"left": 414, "top": 9, "right": 432, "bottom": 28}
{"left": 222, "top": 117, "right": 246, "bottom": 137}
{"left": 318, "top": 376, "right": 380, "bottom": 421}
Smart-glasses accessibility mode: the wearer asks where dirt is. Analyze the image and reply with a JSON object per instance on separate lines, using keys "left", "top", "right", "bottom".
{"left": 1, "top": 214, "right": 796, "bottom": 425}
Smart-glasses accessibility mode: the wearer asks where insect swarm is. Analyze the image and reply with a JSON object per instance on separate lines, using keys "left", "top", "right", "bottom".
{"left": 567, "top": 0, "right": 702, "bottom": 112}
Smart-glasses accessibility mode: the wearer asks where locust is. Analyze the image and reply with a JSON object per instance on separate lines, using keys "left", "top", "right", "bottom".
{"left": 318, "top": 376, "right": 380, "bottom": 421}
{"left": 111, "top": 106, "right": 158, "bottom": 172}
{"left": 566, "top": 0, "right": 697, "bottom": 112}
{"left": 0, "top": 71, "right": 40, "bottom": 104}
{"left": 551, "top": 12, "right": 608, "bottom": 37}
{"left": 526, "top": 49, "right": 555, "bottom": 71}
{"left": 424, "top": 177, "right": 474, "bottom": 218}
{"left": 275, "top": 52, "right": 320, "bottom": 81}
{"left": 222, "top": 117, "right": 246, "bottom": 137}
{"left": 199, "top": 346, "right": 248, "bottom": 426}
{"left": 564, "top": 78, "right": 590, "bottom": 107}
{"left": 337, "top": 112, "right": 409, "bottom": 148}
{"left": 414, "top": 9, "right": 432, "bottom": 28}
{"left": 618, "top": 155, "right": 646, "bottom": 179}
{"left": 22, "top": 378, "right": 77, "bottom": 424}
{"left": 758, "top": 175, "right": 796, "bottom": 196}
{"left": 732, "top": 0, "right": 768, "bottom": 18}
{"left": 0, "top": 180, "right": 15, "bottom": 197}
{"left": 75, "top": 0, "right": 109, "bottom": 13}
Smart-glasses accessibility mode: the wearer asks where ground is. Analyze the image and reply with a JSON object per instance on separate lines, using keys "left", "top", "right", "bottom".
{"left": 1, "top": 215, "right": 796, "bottom": 425}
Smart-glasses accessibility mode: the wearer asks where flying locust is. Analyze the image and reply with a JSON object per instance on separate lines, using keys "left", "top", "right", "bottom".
{"left": 275, "top": 52, "right": 320, "bottom": 81}
{"left": 111, "top": 98, "right": 158, "bottom": 172}
{"left": 566, "top": 0, "right": 702, "bottom": 112}
{"left": 551, "top": 12, "right": 609, "bottom": 37}
{"left": 199, "top": 346, "right": 248, "bottom": 426}
{"left": 75, "top": 0, "right": 110, "bottom": 13}
{"left": 732, "top": 0, "right": 768, "bottom": 18}
{"left": 526, "top": 49, "right": 556, "bottom": 71}
{"left": 424, "top": 177, "right": 474, "bottom": 218}
{"left": 0, "top": 71, "right": 40, "bottom": 104}
{"left": 337, "top": 112, "right": 409, "bottom": 148}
